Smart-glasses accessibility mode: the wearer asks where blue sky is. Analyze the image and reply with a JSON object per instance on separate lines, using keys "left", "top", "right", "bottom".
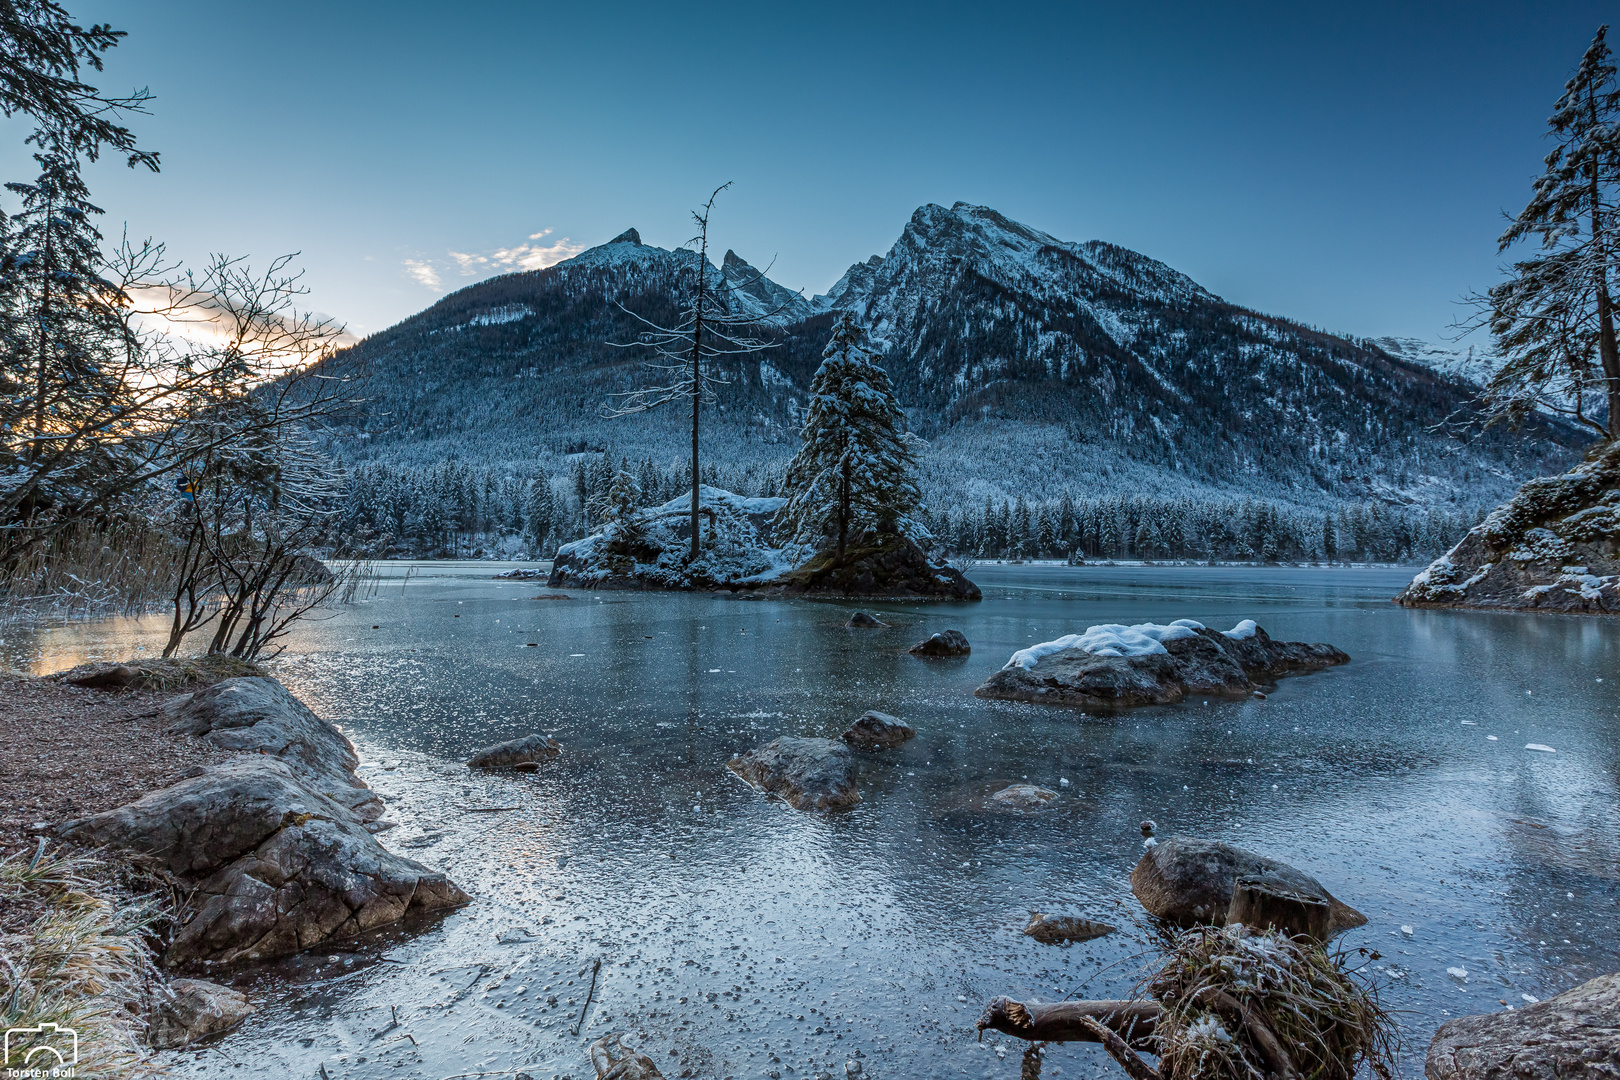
{"left": 5, "top": 1, "right": 1611, "bottom": 343}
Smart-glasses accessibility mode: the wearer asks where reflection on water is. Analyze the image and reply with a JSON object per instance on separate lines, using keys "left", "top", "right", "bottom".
{"left": 7, "top": 563, "right": 1618, "bottom": 1079}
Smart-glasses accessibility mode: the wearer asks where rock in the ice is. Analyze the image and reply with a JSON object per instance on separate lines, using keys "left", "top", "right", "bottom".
{"left": 909, "top": 629, "right": 971, "bottom": 657}
{"left": 974, "top": 619, "right": 1347, "bottom": 709}
{"left": 1398, "top": 439, "right": 1620, "bottom": 614}
{"left": 1024, "top": 912, "right": 1115, "bottom": 945}
{"left": 165, "top": 676, "right": 382, "bottom": 821}
{"left": 989, "top": 784, "right": 1058, "bottom": 810}
{"left": 58, "top": 756, "right": 468, "bottom": 965}
{"left": 1426, "top": 972, "right": 1619, "bottom": 1080}
{"left": 1130, "top": 837, "right": 1365, "bottom": 936}
{"left": 727, "top": 737, "right": 860, "bottom": 812}
{"left": 840, "top": 711, "right": 915, "bottom": 751}
{"left": 467, "top": 733, "right": 562, "bottom": 770}
{"left": 148, "top": 978, "right": 255, "bottom": 1048}
{"left": 846, "top": 610, "right": 887, "bottom": 628}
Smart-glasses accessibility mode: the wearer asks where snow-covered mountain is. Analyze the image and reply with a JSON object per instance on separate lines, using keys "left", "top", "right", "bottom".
{"left": 323, "top": 203, "right": 1581, "bottom": 515}
{"left": 1372, "top": 336, "right": 1501, "bottom": 387}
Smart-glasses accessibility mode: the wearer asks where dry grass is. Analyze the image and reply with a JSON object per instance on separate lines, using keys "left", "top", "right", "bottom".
{"left": 1146, "top": 925, "right": 1397, "bottom": 1080}
{"left": 0, "top": 847, "right": 161, "bottom": 1078}
{"left": 0, "top": 521, "right": 188, "bottom": 629}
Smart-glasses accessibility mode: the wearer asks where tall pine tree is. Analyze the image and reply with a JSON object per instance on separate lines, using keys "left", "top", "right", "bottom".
{"left": 1, "top": 148, "right": 138, "bottom": 525}
{"left": 1485, "top": 25, "right": 1620, "bottom": 439}
{"left": 775, "top": 313, "right": 924, "bottom": 564}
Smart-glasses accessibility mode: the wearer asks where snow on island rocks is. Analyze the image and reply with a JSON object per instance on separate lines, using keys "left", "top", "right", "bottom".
{"left": 976, "top": 619, "right": 1348, "bottom": 709}
{"left": 549, "top": 487, "right": 983, "bottom": 597}
{"left": 547, "top": 486, "right": 791, "bottom": 591}
{"left": 1007, "top": 619, "right": 1206, "bottom": 668}
{"left": 1396, "top": 439, "right": 1620, "bottom": 614}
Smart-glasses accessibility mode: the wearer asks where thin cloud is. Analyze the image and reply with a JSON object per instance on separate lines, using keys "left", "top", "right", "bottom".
{"left": 409, "top": 228, "right": 585, "bottom": 292}
{"left": 403, "top": 259, "right": 443, "bottom": 292}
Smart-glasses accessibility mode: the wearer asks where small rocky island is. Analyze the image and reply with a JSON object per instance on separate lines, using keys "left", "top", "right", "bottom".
{"left": 1397, "top": 439, "right": 1619, "bottom": 614}
{"left": 549, "top": 485, "right": 979, "bottom": 598}
{"left": 974, "top": 619, "right": 1348, "bottom": 708}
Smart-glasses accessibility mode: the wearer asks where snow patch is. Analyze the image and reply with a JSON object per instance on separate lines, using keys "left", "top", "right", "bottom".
{"left": 1221, "top": 619, "right": 1258, "bottom": 640}
{"left": 1006, "top": 619, "right": 1207, "bottom": 669}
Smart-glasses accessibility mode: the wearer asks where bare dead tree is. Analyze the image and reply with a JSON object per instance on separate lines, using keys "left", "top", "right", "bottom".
{"left": 604, "top": 182, "right": 795, "bottom": 562}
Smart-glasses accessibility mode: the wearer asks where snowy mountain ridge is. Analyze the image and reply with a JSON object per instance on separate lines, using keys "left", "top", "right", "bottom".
{"left": 324, "top": 201, "right": 1581, "bottom": 518}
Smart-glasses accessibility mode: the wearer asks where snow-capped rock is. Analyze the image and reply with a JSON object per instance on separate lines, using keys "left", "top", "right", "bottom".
{"left": 1396, "top": 439, "right": 1620, "bottom": 614}
{"left": 974, "top": 620, "right": 1348, "bottom": 708}
{"left": 547, "top": 486, "right": 790, "bottom": 591}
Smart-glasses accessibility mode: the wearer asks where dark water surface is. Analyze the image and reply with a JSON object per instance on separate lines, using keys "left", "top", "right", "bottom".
{"left": 8, "top": 563, "right": 1618, "bottom": 1080}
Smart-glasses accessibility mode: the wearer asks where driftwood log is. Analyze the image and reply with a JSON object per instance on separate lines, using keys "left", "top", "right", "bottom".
{"left": 1226, "top": 876, "right": 1331, "bottom": 942}
{"left": 589, "top": 1033, "right": 664, "bottom": 1080}
{"left": 976, "top": 997, "right": 1161, "bottom": 1050}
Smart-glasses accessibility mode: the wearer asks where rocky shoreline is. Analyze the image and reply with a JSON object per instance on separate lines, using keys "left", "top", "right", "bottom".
{"left": 1, "top": 663, "right": 468, "bottom": 1056}
{"left": 1397, "top": 439, "right": 1619, "bottom": 615}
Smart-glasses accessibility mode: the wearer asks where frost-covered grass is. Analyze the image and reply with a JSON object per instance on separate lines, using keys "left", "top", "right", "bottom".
{"left": 0, "top": 849, "right": 160, "bottom": 1077}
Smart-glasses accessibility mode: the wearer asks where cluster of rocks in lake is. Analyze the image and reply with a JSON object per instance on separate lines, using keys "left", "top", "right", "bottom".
{"left": 975, "top": 619, "right": 1348, "bottom": 709}
{"left": 57, "top": 676, "right": 469, "bottom": 968}
{"left": 1398, "top": 437, "right": 1620, "bottom": 614}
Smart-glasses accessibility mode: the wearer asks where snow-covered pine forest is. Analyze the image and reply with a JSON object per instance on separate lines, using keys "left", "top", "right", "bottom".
{"left": 317, "top": 203, "right": 1582, "bottom": 563}
{"left": 337, "top": 455, "right": 1472, "bottom": 564}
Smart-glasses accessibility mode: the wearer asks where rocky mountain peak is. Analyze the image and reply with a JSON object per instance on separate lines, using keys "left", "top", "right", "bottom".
{"left": 609, "top": 227, "right": 641, "bottom": 245}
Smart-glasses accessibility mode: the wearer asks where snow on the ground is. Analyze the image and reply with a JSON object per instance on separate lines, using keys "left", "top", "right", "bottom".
{"left": 1221, "top": 619, "right": 1258, "bottom": 640}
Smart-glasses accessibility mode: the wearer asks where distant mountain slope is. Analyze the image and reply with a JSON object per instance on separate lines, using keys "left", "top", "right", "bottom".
{"left": 1372, "top": 336, "right": 1501, "bottom": 387}
{"left": 322, "top": 204, "right": 1580, "bottom": 513}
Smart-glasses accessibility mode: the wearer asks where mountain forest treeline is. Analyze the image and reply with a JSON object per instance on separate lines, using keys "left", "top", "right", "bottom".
{"left": 338, "top": 453, "right": 1473, "bottom": 564}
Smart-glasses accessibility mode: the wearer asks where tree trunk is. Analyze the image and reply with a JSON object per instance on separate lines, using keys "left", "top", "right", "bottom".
{"left": 1226, "top": 877, "right": 1331, "bottom": 941}
{"left": 1591, "top": 87, "right": 1620, "bottom": 439}
{"left": 836, "top": 457, "right": 850, "bottom": 566}
{"left": 30, "top": 190, "right": 54, "bottom": 467}
{"left": 974, "top": 997, "right": 1160, "bottom": 1049}
{"left": 688, "top": 258, "right": 706, "bottom": 563}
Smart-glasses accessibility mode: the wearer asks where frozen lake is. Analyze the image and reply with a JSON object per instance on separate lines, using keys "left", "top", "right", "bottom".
{"left": 9, "top": 563, "right": 1618, "bottom": 1080}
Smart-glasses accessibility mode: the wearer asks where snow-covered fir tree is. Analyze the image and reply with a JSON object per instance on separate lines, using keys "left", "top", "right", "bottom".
{"left": 524, "top": 472, "right": 554, "bottom": 551}
{"left": 1485, "top": 24, "right": 1620, "bottom": 438}
{"left": 775, "top": 313, "right": 925, "bottom": 564}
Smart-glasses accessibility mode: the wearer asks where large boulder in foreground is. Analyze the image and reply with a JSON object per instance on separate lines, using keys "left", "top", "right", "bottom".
{"left": 59, "top": 757, "right": 468, "bottom": 965}
{"left": 1131, "top": 837, "right": 1365, "bottom": 937}
{"left": 727, "top": 737, "right": 860, "bottom": 812}
{"left": 166, "top": 676, "right": 382, "bottom": 822}
{"left": 974, "top": 619, "right": 1347, "bottom": 709}
{"left": 1398, "top": 439, "right": 1619, "bottom": 614}
{"left": 1426, "top": 972, "right": 1619, "bottom": 1080}
{"left": 775, "top": 533, "right": 981, "bottom": 600}
{"left": 548, "top": 486, "right": 788, "bottom": 591}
